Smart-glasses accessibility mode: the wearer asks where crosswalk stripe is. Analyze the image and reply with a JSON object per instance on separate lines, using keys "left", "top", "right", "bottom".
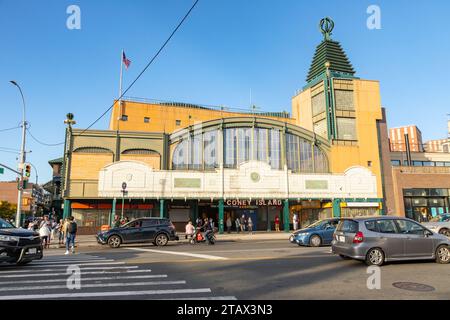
{"left": 0, "top": 266, "right": 138, "bottom": 273}
{"left": 124, "top": 247, "right": 228, "bottom": 260}
{"left": 37, "top": 258, "right": 107, "bottom": 263}
{"left": 0, "top": 275, "right": 168, "bottom": 285}
{"left": 0, "top": 281, "right": 187, "bottom": 292}
{"left": 0, "top": 288, "right": 212, "bottom": 300}
{"left": 0, "top": 269, "right": 153, "bottom": 278}
{"left": 20, "top": 261, "right": 124, "bottom": 267}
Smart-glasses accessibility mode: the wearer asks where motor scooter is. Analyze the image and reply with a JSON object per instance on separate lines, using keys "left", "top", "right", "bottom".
{"left": 189, "top": 227, "right": 215, "bottom": 245}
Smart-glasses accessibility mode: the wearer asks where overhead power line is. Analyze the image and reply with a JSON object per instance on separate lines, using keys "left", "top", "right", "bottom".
{"left": 78, "top": 0, "right": 200, "bottom": 135}
{"left": 0, "top": 125, "right": 20, "bottom": 133}
{"left": 26, "top": 128, "right": 64, "bottom": 146}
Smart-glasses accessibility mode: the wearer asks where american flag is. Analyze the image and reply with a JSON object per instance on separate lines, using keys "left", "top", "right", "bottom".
{"left": 122, "top": 51, "right": 131, "bottom": 69}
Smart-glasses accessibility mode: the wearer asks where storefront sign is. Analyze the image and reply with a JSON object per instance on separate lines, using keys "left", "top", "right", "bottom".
{"left": 174, "top": 178, "right": 201, "bottom": 188}
{"left": 225, "top": 199, "right": 283, "bottom": 207}
{"left": 305, "top": 180, "right": 328, "bottom": 190}
{"left": 344, "top": 202, "right": 379, "bottom": 208}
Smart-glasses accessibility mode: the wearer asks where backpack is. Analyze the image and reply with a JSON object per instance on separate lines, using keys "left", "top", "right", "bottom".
{"left": 67, "top": 221, "right": 77, "bottom": 234}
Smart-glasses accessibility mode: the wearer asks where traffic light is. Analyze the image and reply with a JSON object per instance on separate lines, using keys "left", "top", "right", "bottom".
{"left": 24, "top": 163, "right": 31, "bottom": 180}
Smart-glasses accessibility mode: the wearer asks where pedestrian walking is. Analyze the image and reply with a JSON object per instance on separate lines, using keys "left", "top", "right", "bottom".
{"left": 293, "top": 213, "right": 299, "bottom": 231}
{"left": 226, "top": 216, "right": 232, "bottom": 233}
{"left": 113, "top": 214, "right": 121, "bottom": 228}
{"left": 39, "top": 220, "right": 51, "bottom": 249}
{"left": 275, "top": 215, "right": 280, "bottom": 232}
{"left": 185, "top": 221, "right": 195, "bottom": 239}
{"left": 240, "top": 215, "right": 246, "bottom": 232}
{"left": 235, "top": 217, "right": 240, "bottom": 233}
{"left": 247, "top": 217, "right": 254, "bottom": 235}
{"left": 56, "top": 219, "right": 65, "bottom": 246}
{"left": 65, "top": 216, "right": 78, "bottom": 255}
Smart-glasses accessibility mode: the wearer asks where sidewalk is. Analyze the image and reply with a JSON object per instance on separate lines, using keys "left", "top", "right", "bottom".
{"left": 48, "top": 231, "right": 291, "bottom": 249}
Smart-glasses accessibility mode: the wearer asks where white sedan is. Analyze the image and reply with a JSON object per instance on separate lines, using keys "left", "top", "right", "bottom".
{"left": 423, "top": 215, "right": 450, "bottom": 237}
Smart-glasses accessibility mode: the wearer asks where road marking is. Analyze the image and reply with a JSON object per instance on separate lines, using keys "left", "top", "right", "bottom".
{"left": 0, "top": 275, "right": 168, "bottom": 285}
{"left": 124, "top": 247, "right": 228, "bottom": 260}
{"left": 0, "top": 269, "right": 153, "bottom": 278}
{"left": 18, "top": 261, "right": 123, "bottom": 267}
{"left": 0, "top": 281, "right": 186, "bottom": 292}
{"left": 0, "top": 288, "right": 212, "bottom": 300}
{"left": 0, "top": 266, "right": 138, "bottom": 273}
{"left": 38, "top": 258, "right": 107, "bottom": 263}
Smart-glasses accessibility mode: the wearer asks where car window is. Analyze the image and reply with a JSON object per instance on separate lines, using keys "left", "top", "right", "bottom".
{"left": 337, "top": 220, "right": 358, "bottom": 233}
{"left": 365, "top": 220, "right": 378, "bottom": 232}
{"left": 376, "top": 220, "right": 397, "bottom": 233}
{"left": 0, "top": 219, "right": 14, "bottom": 229}
{"left": 142, "top": 220, "right": 158, "bottom": 227}
{"left": 129, "top": 220, "right": 143, "bottom": 228}
{"left": 395, "top": 220, "right": 425, "bottom": 235}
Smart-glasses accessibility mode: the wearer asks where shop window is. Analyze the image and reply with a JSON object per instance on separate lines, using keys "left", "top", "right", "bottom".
{"left": 144, "top": 117, "right": 150, "bottom": 123}
{"left": 412, "top": 161, "right": 423, "bottom": 166}
{"left": 175, "top": 120, "right": 181, "bottom": 126}
{"left": 391, "top": 160, "right": 401, "bottom": 166}
{"left": 336, "top": 117, "right": 357, "bottom": 141}
{"left": 423, "top": 161, "right": 434, "bottom": 167}
{"left": 121, "top": 115, "right": 128, "bottom": 121}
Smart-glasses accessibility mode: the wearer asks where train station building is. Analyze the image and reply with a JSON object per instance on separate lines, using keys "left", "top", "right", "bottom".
{"left": 61, "top": 19, "right": 389, "bottom": 234}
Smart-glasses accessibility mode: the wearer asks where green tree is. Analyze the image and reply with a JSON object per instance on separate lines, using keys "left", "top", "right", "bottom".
{"left": 0, "top": 201, "right": 17, "bottom": 220}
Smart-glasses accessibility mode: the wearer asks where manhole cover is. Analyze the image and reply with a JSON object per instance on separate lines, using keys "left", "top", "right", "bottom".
{"left": 392, "top": 282, "right": 435, "bottom": 292}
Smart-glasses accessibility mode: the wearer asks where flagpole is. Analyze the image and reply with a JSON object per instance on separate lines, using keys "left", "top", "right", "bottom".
{"left": 119, "top": 49, "right": 124, "bottom": 102}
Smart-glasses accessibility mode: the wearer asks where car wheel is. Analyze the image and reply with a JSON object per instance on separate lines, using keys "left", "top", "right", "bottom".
{"left": 309, "top": 235, "right": 322, "bottom": 247}
{"left": 107, "top": 235, "right": 122, "bottom": 248}
{"left": 435, "top": 245, "right": 450, "bottom": 264}
{"left": 365, "top": 248, "right": 385, "bottom": 266}
{"left": 439, "top": 228, "right": 450, "bottom": 237}
{"left": 339, "top": 254, "right": 351, "bottom": 260}
{"left": 155, "top": 233, "right": 169, "bottom": 246}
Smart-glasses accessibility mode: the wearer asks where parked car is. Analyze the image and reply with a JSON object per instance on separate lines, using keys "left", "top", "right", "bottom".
{"left": 96, "top": 217, "right": 179, "bottom": 248}
{"left": 422, "top": 214, "right": 450, "bottom": 236}
{"left": 0, "top": 218, "right": 43, "bottom": 265}
{"left": 289, "top": 218, "right": 340, "bottom": 247}
{"left": 332, "top": 216, "right": 450, "bottom": 266}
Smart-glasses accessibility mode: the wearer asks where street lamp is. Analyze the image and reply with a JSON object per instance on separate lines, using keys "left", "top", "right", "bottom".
{"left": 121, "top": 182, "right": 127, "bottom": 220}
{"left": 10, "top": 80, "right": 27, "bottom": 228}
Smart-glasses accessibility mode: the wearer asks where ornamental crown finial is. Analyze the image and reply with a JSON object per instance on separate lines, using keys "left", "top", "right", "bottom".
{"left": 320, "top": 17, "right": 334, "bottom": 40}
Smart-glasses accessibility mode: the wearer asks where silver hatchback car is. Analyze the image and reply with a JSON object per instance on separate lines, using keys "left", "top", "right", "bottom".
{"left": 332, "top": 216, "right": 450, "bottom": 266}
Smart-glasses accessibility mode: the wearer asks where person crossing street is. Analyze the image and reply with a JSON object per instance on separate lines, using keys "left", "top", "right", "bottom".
{"left": 65, "top": 216, "right": 78, "bottom": 255}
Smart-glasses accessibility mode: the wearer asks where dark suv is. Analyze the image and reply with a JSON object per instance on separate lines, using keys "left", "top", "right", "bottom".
{"left": 96, "top": 217, "right": 179, "bottom": 248}
{"left": 0, "top": 218, "right": 43, "bottom": 265}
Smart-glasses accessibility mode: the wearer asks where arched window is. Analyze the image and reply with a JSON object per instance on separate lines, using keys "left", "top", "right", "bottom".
{"left": 73, "top": 147, "right": 113, "bottom": 154}
{"left": 122, "top": 149, "right": 159, "bottom": 155}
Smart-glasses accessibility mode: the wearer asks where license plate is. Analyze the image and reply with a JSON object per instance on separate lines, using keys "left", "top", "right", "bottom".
{"left": 338, "top": 236, "right": 345, "bottom": 243}
{"left": 28, "top": 248, "right": 37, "bottom": 254}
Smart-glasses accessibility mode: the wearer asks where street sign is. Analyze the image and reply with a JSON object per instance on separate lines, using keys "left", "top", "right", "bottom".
{"left": 0, "top": 167, "right": 4, "bottom": 174}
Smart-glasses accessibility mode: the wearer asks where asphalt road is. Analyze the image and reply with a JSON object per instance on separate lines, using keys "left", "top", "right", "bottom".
{"left": 1, "top": 240, "right": 449, "bottom": 300}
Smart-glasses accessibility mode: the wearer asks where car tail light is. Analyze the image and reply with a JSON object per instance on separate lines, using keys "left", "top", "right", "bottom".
{"left": 353, "top": 231, "right": 364, "bottom": 243}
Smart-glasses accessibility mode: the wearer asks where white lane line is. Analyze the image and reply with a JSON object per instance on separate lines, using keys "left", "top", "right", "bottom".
{"left": 0, "top": 288, "right": 212, "bottom": 300}
{"left": 34, "top": 256, "right": 106, "bottom": 262}
{"left": 0, "top": 275, "right": 167, "bottom": 285}
{"left": 0, "top": 269, "right": 152, "bottom": 278}
{"left": 0, "top": 281, "right": 186, "bottom": 292}
{"left": 159, "top": 296, "right": 238, "bottom": 300}
{"left": 29, "top": 259, "right": 110, "bottom": 265}
{"left": 124, "top": 247, "right": 228, "bottom": 260}
{"left": 20, "top": 261, "right": 123, "bottom": 267}
{"left": 0, "top": 266, "right": 138, "bottom": 273}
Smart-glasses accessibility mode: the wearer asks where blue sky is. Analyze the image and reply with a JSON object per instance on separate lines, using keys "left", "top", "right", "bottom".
{"left": 1, "top": 0, "right": 449, "bottom": 183}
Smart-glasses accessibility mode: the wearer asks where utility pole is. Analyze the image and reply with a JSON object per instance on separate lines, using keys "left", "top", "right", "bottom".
{"left": 10, "top": 81, "right": 27, "bottom": 228}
